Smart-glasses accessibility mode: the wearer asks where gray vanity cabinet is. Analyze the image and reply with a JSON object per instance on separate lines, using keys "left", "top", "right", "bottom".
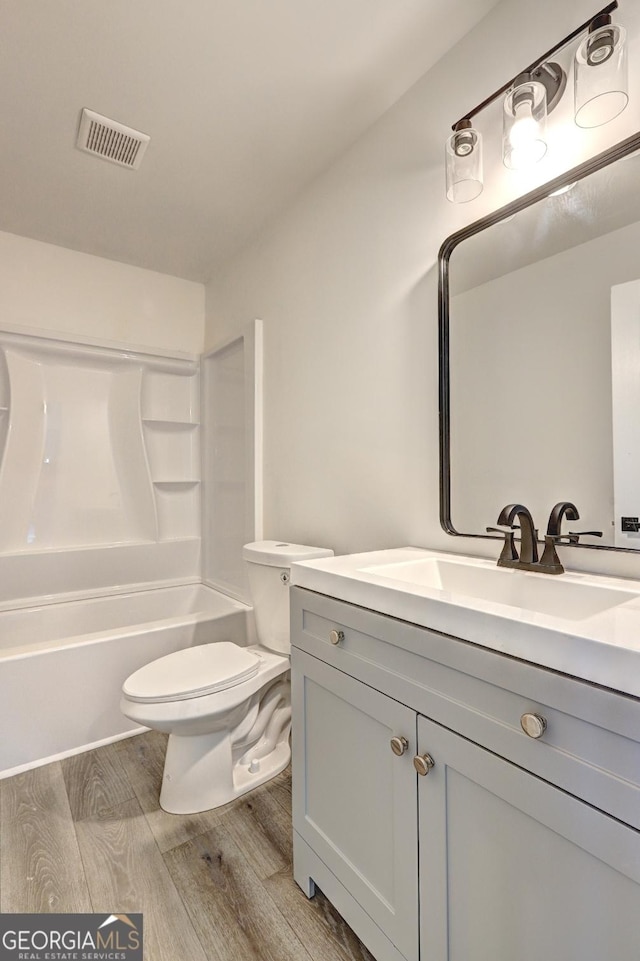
{"left": 291, "top": 586, "right": 640, "bottom": 961}
{"left": 292, "top": 648, "right": 419, "bottom": 961}
{"left": 417, "top": 715, "right": 640, "bottom": 961}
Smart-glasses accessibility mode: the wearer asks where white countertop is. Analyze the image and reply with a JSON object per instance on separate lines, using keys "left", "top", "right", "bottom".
{"left": 290, "top": 547, "right": 640, "bottom": 698}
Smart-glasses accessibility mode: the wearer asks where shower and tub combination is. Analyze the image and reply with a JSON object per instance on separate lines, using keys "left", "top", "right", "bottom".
{"left": 0, "top": 320, "right": 271, "bottom": 783}
{"left": 0, "top": 584, "right": 250, "bottom": 777}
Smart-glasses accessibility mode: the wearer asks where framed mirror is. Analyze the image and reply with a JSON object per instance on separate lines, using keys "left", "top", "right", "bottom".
{"left": 439, "top": 130, "right": 640, "bottom": 553}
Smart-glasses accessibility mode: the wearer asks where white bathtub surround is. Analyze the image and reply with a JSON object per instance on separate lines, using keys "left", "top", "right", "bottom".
{"left": 0, "top": 584, "right": 251, "bottom": 778}
{"left": 201, "top": 322, "right": 264, "bottom": 603}
{"left": 0, "top": 326, "right": 201, "bottom": 599}
{"left": 0, "top": 543, "right": 202, "bottom": 611}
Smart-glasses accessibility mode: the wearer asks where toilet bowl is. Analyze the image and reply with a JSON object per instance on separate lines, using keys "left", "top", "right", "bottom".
{"left": 120, "top": 540, "right": 333, "bottom": 814}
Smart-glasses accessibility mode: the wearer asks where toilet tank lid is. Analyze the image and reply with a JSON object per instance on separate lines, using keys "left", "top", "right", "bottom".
{"left": 122, "top": 642, "right": 261, "bottom": 703}
{"left": 243, "top": 540, "right": 334, "bottom": 566}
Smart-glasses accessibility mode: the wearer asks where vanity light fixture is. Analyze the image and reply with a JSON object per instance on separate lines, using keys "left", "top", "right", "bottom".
{"left": 575, "top": 13, "right": 628, "bottom": 126}
{"left": 446, "top": 120, "right": 483, "bottom": 202}
{"left": 445, "top": 1, "right": 628, "bottom": 202}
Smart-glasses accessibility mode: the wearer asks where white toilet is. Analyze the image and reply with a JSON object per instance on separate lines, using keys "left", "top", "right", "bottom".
{"left": 120, "top": 540, "right": 333, "bottom": 814}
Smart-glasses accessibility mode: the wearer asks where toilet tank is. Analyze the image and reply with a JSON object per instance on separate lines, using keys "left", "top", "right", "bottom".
{"left": 243, "top": 541, "right": 333, "bottom": 654}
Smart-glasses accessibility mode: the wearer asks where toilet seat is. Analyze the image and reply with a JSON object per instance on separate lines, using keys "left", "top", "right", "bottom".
{"left": 122, "top": 642, "right": 261, "bottom": 704}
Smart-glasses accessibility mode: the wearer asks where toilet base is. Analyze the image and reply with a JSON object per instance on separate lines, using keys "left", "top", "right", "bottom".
{"left": 159, "top": 724, "right": 291, "bottom": 814}
{"left": 231, "top": 737, "right": 291, "bottom": 803}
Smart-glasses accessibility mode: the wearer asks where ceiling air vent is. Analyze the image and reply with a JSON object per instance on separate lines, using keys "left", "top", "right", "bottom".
{"left": 76, "top": 108, "right": 150, "bottom": 170}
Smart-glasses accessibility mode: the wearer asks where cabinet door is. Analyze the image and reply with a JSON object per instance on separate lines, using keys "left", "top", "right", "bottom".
{"left": 292, "top": 648, "right": 418, "bottom": 961}
{"left": 417, "top": 715, "right": 640, "bottom": 961}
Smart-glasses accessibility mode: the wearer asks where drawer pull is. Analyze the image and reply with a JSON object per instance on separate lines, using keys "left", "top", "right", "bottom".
{"left": 329, "top": 629, "right": 345, "bottom": 646}
{"left": 390, "top": 736, "right": 409, "bottom": 756}
{"left": 413, "top": 753, "right": 435, "bottom": 776}
{"left": 520, "top": 713, "right": 547, "bottom": 739}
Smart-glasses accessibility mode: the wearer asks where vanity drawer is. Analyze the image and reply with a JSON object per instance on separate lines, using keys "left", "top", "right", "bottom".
{"left": 291, "top": 587, "right": 640, "bottom": 830}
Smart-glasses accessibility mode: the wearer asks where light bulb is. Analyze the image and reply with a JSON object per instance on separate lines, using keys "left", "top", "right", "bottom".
{"left": 509, "top": 101, "right": 537, "bottom": 149}
{"left": 508, "top": 101, "right": 546, "bottom": 166}
{"left": 503, "top": 81, "right": 547, "bottom": 169}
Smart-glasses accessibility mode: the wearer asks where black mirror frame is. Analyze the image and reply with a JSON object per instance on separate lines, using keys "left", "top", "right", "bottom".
{"left": 438, "top": 130, "right": 640, "bottom": 552}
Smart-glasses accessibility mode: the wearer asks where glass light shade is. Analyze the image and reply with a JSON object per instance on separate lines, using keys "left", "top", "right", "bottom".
{"left": 575, "top": 24, "right": 628, "bottom": 128}
{"left": 445, "top": 123, "right": 483, "bottom": 203}
{"left": 503, "top": 80, "right": 547, "bottom": 170}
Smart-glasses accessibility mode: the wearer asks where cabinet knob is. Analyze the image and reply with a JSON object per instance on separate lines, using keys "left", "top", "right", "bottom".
{"left": 329, "top": 629, "right": 344, "bottom": 646}
{"left": 413, "top": 753, "right": 435, "bottom": 776}
{"left": 390, "top": 736, "right": 408, "bottom": 757}
{"left": 520, "top": 712, "right": 547, "bottom": 739}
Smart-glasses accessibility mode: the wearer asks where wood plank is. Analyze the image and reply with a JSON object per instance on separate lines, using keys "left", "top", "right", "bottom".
{"left": 75, "top": 796, "right": 207, "bottom": 961}
{"left": 61, "top": 742, "right": 135, "bottom": 821}
{"left": 264, "top": 869, "right": 375, "bottom": 961}
{"left": 164, "top": 826, "right": 312, "bottom": 961}
{"left": 114, "top": 730, "right": 223, "bottom": 853}
{"left": 0, "top": 762, "right": 92, "bottom": 912}
{"left": 266, "top": 764, "right": 292, "bottom": 813}
{"left": 220, "top": 780, "right": 293, "bottom": 880}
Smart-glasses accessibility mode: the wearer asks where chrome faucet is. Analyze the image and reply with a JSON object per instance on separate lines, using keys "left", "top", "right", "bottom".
{"left": 487, "top": 503, "right": 539, "bottom": 571}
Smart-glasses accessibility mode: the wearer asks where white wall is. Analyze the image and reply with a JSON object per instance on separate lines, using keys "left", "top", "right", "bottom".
{"left": 0, "top": 230, "right": 204, "bottom": 355}
{"left": 204, "top": 0, "right": 640, "bottom": 577}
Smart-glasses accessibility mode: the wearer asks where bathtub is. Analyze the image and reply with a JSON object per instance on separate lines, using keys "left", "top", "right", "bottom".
{"left": 0, "top": 584, "right": 252, "bottom": 777}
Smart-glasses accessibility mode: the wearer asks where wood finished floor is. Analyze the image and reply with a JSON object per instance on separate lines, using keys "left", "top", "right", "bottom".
{"left": 0, "top": 731, "right": 374, "bottom": 961}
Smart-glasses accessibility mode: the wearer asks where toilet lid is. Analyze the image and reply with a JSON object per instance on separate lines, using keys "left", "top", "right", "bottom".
{"left": 122, "top": 642, "right": 261, "bottom": 703}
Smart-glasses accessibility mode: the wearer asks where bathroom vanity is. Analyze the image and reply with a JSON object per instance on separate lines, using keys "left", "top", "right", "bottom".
{"left": 290, "top": 548, "right": 640, "bottom": 961}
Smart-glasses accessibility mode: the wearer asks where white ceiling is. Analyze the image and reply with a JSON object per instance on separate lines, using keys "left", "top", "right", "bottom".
{"left": 0, "top": 0, "right": 498, "bottom": 283}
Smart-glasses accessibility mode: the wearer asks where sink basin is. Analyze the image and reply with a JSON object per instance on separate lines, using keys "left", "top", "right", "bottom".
{"left": 361, "top": 557, "right": 637, "bottom": 621}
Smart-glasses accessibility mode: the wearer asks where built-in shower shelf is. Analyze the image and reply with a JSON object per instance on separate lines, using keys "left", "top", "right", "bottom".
{"left": 152, "top": 480, "right": 200, "bottom": 489}
{"left": 142, "top": 419, "right": 198, "bottom": 430}
{"left": 0, "top": 407, "right": 8, "bottom": 412}
{"left": 152, "top": 478, "right": 200, "bottom": 540}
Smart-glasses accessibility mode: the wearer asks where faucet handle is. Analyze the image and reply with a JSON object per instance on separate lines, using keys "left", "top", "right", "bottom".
{"left": 564, "top": 530, "right": 603, "bottom": 544}
{"left": 538, "top": 534, "right": 566, "bottom": 574}
{"left": 486, "top": 525, "right": 519, "bottom": 565}
{"left": 539, "top": 529, "right": 604, "bottom": 574}
{"left": 546, "top": 530, "right": 603, "bottom": 543}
